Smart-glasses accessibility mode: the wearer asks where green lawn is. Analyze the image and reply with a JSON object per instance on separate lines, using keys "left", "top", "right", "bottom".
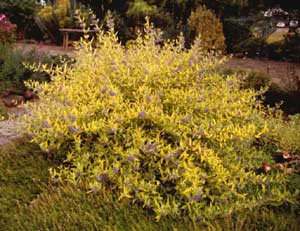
{"left": 0, "top": 141, "right": 299, "bottom": 231}
{"left": 0, "top": 141, "right": 51, "bottom": 228}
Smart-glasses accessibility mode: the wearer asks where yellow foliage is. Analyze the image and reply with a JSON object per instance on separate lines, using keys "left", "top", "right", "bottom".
{"left": 21, "top": 18, "right": 297, "bottom": 223}
{"left": 188, "top": 5, "right": 225, "bottom": 52}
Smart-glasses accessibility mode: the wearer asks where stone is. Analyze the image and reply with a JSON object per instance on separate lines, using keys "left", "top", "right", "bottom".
{"left": 2, "top": 95, "right": 25, "bottom": 107}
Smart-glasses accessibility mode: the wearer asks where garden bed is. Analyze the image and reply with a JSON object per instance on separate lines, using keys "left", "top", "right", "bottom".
{"left": 0, "top": 1, "right": 299, "bottom": 230}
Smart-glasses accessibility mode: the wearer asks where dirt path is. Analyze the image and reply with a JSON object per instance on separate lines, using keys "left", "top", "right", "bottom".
{"left": 15, "top": 42, "right": 75, "bottom": 57}
{"left": 225, "top": 57, "right": 300, "bottom": 89}
{"left": 14, "top": 42, "right": 300, "bottom": 89}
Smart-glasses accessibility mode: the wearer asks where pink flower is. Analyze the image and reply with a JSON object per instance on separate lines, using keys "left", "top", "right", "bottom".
{"left": 0, "top": 14, "right": 6, "bottom": 21}
{"left": 0, "top": 15, "right": 17, "bottom": 43}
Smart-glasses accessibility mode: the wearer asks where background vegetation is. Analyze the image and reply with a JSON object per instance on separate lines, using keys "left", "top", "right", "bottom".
{"left": 0, "top": 0, "right": 42, "bottom": 40}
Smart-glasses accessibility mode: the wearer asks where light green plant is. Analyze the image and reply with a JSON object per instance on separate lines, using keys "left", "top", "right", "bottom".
{"left": 22, "top": 18, "right": 298, "bottom": 223}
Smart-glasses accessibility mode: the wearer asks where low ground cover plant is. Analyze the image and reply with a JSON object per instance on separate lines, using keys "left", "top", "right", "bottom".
{"left": 0, "top": 142, "right": 51, "bottom": 228}
{"left": 1, "top": 142, "right": 298, "bottom": 231}
{"left": 12, "top": 184, "right": 300, "bottom": 231}
{"left": 22, "top": 19, "right": 299, "bottom": 224}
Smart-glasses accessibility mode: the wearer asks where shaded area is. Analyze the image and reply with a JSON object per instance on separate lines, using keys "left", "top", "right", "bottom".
{"left": 264, "top": 89, "right": 300, "bottom": 114}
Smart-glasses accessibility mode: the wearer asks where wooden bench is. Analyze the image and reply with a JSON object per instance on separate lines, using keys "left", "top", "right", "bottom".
{"left": 59, "top": 28, "right": 100, "bottom": 49}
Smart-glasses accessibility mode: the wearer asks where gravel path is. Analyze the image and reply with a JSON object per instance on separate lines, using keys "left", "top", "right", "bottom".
{"left": 0, "top": 107, "right": 26, "bottom": 147}
{"left": 0, "top": 120, "right": 23, "bottom": 146}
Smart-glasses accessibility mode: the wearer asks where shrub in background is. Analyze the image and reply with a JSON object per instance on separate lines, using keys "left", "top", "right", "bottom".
{"left": 188, "top": 5, "right": 225, "bottom": 52}
{"left": 36, "top": 0, "right": 73, "bottom": 43}
{"left": 0, "top": 14, "right": 16, "bottom": 43}
{"left": 0, "top": 44, "right": 36, "bottom": 93}
{"left": 0, "top": 43, "right": 74, "bottom": 94}
{"left": 280, "top": 32, "right": 300, "bottom": 62}
{"left": 233, "top": 35, "right": 300, "bottom": 61}
{"left": 0, "top": 0, "right": 42, "bottom": 40}
{"left": 35, "top": 0, "right": 95, "bottom": 44}
{"left": 232, "top": 37, "right": 266, "bottom": 57}
{"left": 263, "top": 31, "right": 300, "bottom": 62}
{"left": 22, "top": 19, "right": 298, "bottom": 224}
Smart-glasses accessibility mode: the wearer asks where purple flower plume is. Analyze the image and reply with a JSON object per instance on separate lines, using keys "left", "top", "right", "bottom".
{"left": 101, "top": 87, "right": 108, "bottom": 94}
{"left": 109, "top": 90, "right": 116, "bottom": 96}
{"left": 69, "top": 125, "right": 79, "bottom": 133}
{"left": 138, "top": 111, "right": 146, "bottom": 118}
{"left": 42, "top": 120, "right": 51, "bottom": 128}
{"left": 146, "top": 95, "right": 151, "bottom": 103}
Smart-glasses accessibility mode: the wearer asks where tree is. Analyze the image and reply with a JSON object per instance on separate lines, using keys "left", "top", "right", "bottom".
{"left": 188, "top": 5, "right": 226, "bottom": 51}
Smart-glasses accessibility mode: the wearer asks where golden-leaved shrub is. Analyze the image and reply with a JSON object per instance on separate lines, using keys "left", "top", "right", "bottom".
{"left": 22, "top": 19, "right": 297, "bottom": 223}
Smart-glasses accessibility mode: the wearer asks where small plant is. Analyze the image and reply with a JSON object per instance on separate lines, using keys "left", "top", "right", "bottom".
{"left": 0, "top": 44, "right": 46, "bottom": 93}
{"left": 0, "top": 43, "right": 34, "bottom": 92}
